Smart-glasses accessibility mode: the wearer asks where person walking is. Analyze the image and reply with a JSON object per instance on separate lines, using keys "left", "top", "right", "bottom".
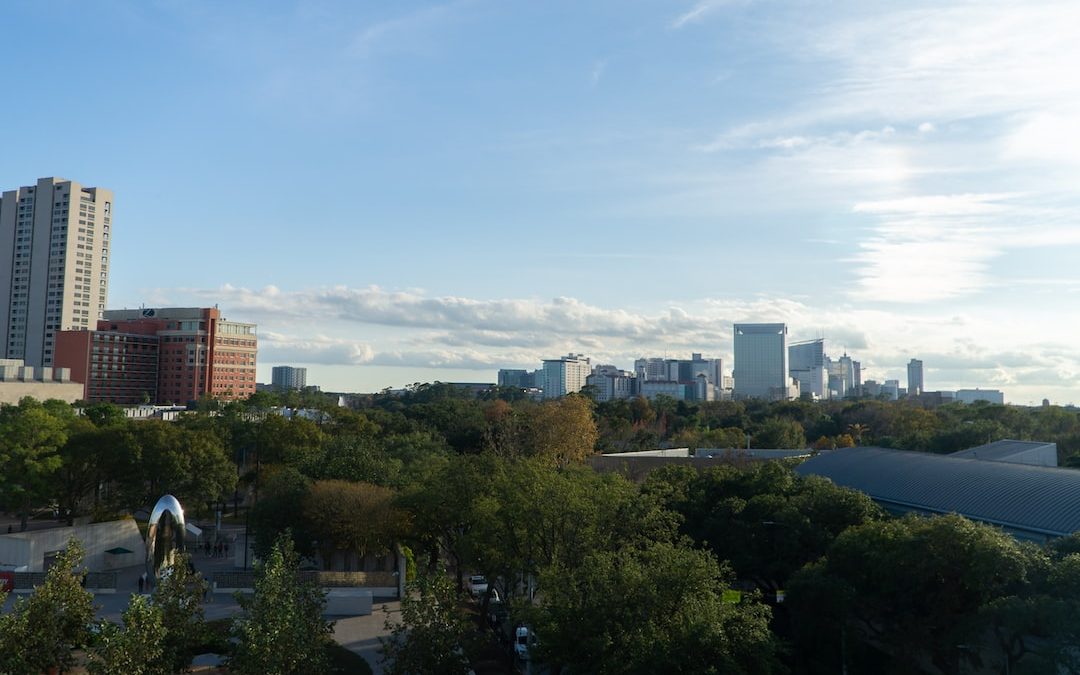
{"left": 138, "top": 572, "right": 146, "bottom": 594}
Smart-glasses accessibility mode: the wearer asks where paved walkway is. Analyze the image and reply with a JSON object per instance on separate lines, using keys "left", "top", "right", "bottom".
{"left": 332, "top": 600, "right": 399, "bottom": 675}
{"left": 2, "top": 521, "right": 397, "bottom": 669}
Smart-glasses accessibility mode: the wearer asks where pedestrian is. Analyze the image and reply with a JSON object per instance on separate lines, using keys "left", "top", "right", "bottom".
{"left": 215, "top": 541, "right": 222, "bottom": 558}
{"left": 138, "top": 573, "right": 145, "bottom": 594}
{"left": 205, "top": 540, "right": 211, "bottom": 557}
{"left": 224, "top": 541, "right": 229, "bottom": 557}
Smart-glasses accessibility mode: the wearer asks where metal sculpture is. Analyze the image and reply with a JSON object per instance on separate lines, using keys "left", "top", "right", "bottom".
{"left": 146, "top": 494, "right": 186, "bottom": 578}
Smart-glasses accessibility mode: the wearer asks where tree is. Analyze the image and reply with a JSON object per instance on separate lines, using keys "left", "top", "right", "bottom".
{"left": 519, "top": 395, "right": 599, "bottom": 466}
{"left": 304, "top": 480, "right": 408, "bottom": 569}
{"left": 0, "top": 398, "right": 68, "bottom": 530}
{"left": 231, "top": 534, "right": 333, "bottom": 675}
{"left": 87, "top": 595, "right": 167, "bottom": 675}
{"left": 152, "top": 553, "right": 209, "bottom": 673}
{"left": 528, "top": 541, "right": 781, "bottom": 675}
{"left": 752, "top": 416, "right": 806, "bottom": 449}
{"left": 788, "top": 514, "right": 1034, "bottom": 674}
{"left": 249, "top": 467, "right": 314, "bottom": 558}
{"left": 0, "top": 538, "right": 95, "bottom": 674}
{"left": 380, "top": 570, "right": 477, "bottom": 675}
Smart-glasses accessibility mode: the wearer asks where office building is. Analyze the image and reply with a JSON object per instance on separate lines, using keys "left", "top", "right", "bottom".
{"left": 0, "top": 177, "right": 113, "bottom": 368}
{"left": 827, "top": 353, "right": 860, "bottom": 398}
{"left": 907, "top": 359, "right": 924, "bottom": 397}
{"left": 497, "top": 369, "right": 532, "bottom": 388}
{"left": 55, "top": 307, "right": 257, "bottom": 404}
{"left": 955, "top": 389, "right": 1005, "bottom": 405}
{"left": 733, "top": 323, "right": 794, "bottom": 400}
{"left": 586, "top": 365, "right": 635, "bottom": 402}
{"left": 272, "top": 365, "right": 307, "bottom": 390}
{"left": 540, "top": 353, "right": 591, "bottom": 399}
{"left": 0, "top": 358, "right": 83, "bottom": 404}
{"left": 789, "top": 339, "right": 828, "bottom": 400}
{"left": 634, "top": 358, "right": 668, "bottom": 382}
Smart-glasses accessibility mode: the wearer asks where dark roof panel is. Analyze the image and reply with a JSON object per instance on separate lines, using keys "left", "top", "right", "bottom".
{"left": 795, "top": 447, "right": 1080, "bottom": 537}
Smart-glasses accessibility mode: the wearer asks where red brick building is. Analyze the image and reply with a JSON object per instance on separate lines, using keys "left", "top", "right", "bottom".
{"left": 54, "top": 307, "right": 257, "bottom": 405}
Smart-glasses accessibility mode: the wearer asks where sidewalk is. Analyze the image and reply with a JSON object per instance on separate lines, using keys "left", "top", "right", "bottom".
{"left": 333, "top": 600, "right": 399, "bottom": 675}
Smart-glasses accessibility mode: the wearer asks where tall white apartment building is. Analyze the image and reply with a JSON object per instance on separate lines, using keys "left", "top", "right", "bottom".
{"left": 0, "top": 178, "right": 113, "bottom": 367}
{"left": 733, "top": 323, "right": 794, "bottom": 401}
{"left": 541, "top": 353, "right": 591, "bottom": 399}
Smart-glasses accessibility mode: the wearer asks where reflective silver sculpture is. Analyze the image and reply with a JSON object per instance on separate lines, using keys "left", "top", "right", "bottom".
{"left": 147, "top": 494, "right": 186, "bottom": 577}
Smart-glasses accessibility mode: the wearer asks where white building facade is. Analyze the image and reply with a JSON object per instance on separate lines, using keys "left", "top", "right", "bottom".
{"left": 733, "top": 323, "right": 794, "bottom": 401}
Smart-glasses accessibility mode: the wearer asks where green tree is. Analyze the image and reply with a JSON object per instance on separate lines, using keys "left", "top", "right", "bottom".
{"left": 380, "top": 570, "right": 477, "bottom": 675}
{"left": 249, "top": 467, "right": 314, "bottom": 558}
{"left": 752, "top": 416, "right": 806, "bottom": 449}
{"left": 152, "top": 553, "right": 209, "bottom": 673}
{"left": 0, "top": 397, "right": 68, "bottom": 530}
{"left": 0, "top": 538, "right": 95, "bottom": 674}
{"left": 231, "top": 534, "right": 333, "bottom": 675}
{"left": 788, "top": 514, "right": 1034, "bottom": 674}
{"left": 87, "top": 595, "right": 167, "bottom": 675}
{"left": 304, "top": 480, "right": 408, "bottom": 569}
{"left": 528, "top": 541, "right": 781, "bottom": 675}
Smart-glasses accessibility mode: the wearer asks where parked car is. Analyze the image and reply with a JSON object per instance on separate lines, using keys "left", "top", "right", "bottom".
{"left": 515, "top": 626, "right": 532, "bottom": 660}
{"left": 467, "top": 574, "right": 488, "bottom": 598}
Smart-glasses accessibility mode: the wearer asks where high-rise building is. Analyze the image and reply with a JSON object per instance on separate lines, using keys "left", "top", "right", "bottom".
{"left": 272, "top": 365, "right": 307, "bottom": 390}
{"left": 0, "top": 177, "right": 113, "bottom": 368}
{"left": 907, "top": 358, "right": 924, "bottom": 396}
{"left": 54, "top": 307, "right": 256, "bottom": 404}
{"left": 789, "top": 339, "right": 828, "bottom": 400}
{"left": 733, "top": 323, "right": 793, "bottom": 400}
{"left": 540, "top": 353, "right": 591, "bottom": 399}
{"left": 634, "top": 357, "right": 668, "bottom": 382}
{"left": 497, "top": 369, "right": 532, "bottom": 388}
{"left": 586, "top": 364, "right": 635, "bottom": 402}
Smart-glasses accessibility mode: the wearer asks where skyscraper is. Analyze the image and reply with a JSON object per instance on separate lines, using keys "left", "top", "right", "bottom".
{"left": 907, "top": 358, "right": 924, "bottom": 396}
{"left": 789, "top": 339, "right": 828, "bottom": 400}
{"left": 272, "top": 365, "right": 307, "bottom": 390}
{"left": 733, "top": 323, "right": 793, "bottom": 400}
{"left": 0, "top": 177, "right": 113, "bottom": 368}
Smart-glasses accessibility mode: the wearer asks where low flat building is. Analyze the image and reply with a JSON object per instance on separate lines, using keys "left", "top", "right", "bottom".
{"left": 796, "top": 446, "right": 1080, "bottom": 542}
{"left": 0, "top": 358, "right": 83, "bottom": 404}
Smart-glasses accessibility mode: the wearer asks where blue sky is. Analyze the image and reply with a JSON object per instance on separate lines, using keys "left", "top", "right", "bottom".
{"left": 4, "top": 0, "right": 1080, "bottom": 403}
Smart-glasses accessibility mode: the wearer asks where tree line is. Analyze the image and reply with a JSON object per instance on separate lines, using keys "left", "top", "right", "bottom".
{"left": 4, "top": 386, "right": 1080, "bottom": 672}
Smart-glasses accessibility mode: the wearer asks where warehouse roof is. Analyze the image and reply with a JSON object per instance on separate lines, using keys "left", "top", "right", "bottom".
{"left": 949, "top": 439, "right": 1057, "bottom": 464}
{"left": 795, "top": 447, "right": 1080, "bottom": 539}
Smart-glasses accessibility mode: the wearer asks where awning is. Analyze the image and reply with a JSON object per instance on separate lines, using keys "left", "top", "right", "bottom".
{"left": 105, "top": 547, "right": 133, "bottom": 555}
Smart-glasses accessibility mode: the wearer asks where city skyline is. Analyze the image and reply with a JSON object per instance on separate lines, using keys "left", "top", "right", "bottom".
{"left": 4, "top": 1, "right": 1079, "bottom": 404}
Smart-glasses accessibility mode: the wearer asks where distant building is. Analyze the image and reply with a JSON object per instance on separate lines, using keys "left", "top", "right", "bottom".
{"left": 54, "top": 307, "right": 257, "bottom": 405}
{"left": 634, "top": 358, "right": 668, "bottom": 382}
{"left": 733, "top": 323, "right": 794, "bottom": 401}
{"left": 827, "top": 353, "right": 859, "bottom": 398}
{"left": 271, "top": 365, "right": 307, "bottom": 390}
{"left": 789, "top": 339, "right": 828, "bottom": 400}
{"left": 635, "top": 353, "right": 722, "bottom": 401}
{"left": 586, "top": 365, "right": 635, "bottom": 402}
{"left": 540, "top": 353, "right": 591, "bottom": 399}
{"left": 0, "top": 358, "right": 83, "bottom": 404}
{"left": 955, "top": 388, "right": 1005, "bottom": 405}
{"left": 907, "top": 359, "right": 924, "bottom": 396}
{"left": 881, "top": 379, "right": 900, "bottom": 400}
{"left": 640, "top": 380, "right": 689, "bottom": 401}
{"left": 0, "top": 177, "right": 114, "bottom": 369}
{"left": 497, "top": 369, "right": 532, "bottom": 388}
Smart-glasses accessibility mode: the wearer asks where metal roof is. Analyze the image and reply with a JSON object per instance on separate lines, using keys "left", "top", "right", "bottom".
{"left": 795, "top": 447, "right": 1080, "bottom": 538}
{"left": 949, "top": 439, "right": 1057, "bottom": 462}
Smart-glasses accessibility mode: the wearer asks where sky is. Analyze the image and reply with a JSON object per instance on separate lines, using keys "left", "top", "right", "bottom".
{"left": 3, "top": 0, "right": 1080, "bottom": 404}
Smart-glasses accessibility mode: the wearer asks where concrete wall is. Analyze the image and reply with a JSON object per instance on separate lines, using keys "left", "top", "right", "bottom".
{"left": 0, "top": 519, "right": 143, "bottom": 572}
{"left": 0, "top": 381, "right": 84, "bottom": 404}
